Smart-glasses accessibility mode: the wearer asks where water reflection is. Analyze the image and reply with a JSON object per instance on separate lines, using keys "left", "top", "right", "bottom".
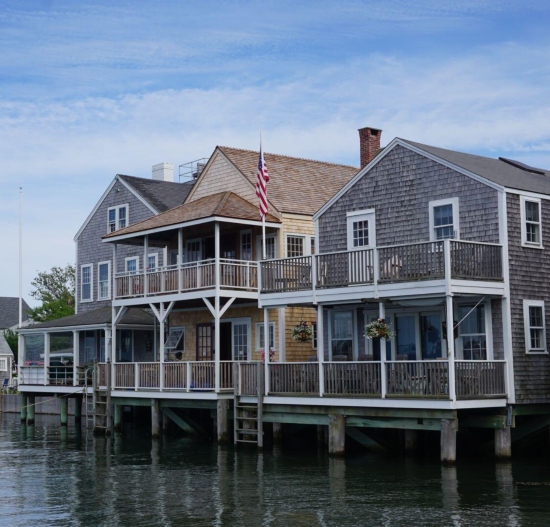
{"left": 2, "top": 415, "right": 550, "bottom": 526}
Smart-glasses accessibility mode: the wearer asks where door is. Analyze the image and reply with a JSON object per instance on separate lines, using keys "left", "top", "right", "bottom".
{"left": 219, "top": 322, "right": 232, "bottom": 361}
{"left": 421, "top": 313, "right": 443, "bottom": 359}
{"left": 232, "top": 321, "right": 250, "bottom": 361}
{"left": 196, "top": 323, "right": 213, "bottom": 361}
{"left": 118, "top": 330, "right": 133, "bottom": 362}
{"left": 395, "top": 315, "right": 417, "bottom": 360}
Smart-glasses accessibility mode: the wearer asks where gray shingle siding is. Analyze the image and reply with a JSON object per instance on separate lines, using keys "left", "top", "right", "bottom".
{"left": 76, "top": 180, "right": 162, "bottom": 313}
{"left": 318, "top": 145, "right": 499, "bottom": 252}
{"left": 507, "top": 193, "right": 550, "bottom": 404}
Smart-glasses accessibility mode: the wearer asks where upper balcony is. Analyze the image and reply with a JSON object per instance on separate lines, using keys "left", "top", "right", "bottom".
{"left": 260, "top": 239, "right": 504, "bottom": 306}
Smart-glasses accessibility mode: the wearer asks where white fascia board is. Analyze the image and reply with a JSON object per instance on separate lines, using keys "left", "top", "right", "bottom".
{"left": 19, "top": 386, "right": 87, "bottom": 395}
{"left": 314, "top": 138, "right": 506, "bottom": 221}
{"left": 111, "top": 390, "right": 233, "bottom": 401}
{"left": 74, "top": 178, "right": 117, "bottom": 241}
{"left": 102, "top": 216, "right": 281, "bottom": 243}
{"left": 506, "top": 188, "right": 550, "bottom": 200}
{"left": 116, "top": 176, "right": 159, "bottom": 215}
{"left": 18, "top": 323, "right": 110, "bottom": 334}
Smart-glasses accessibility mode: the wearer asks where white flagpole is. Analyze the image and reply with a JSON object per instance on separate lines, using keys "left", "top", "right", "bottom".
{"left": 260, "top": 132, "right": 267, "bottom": 260}
{"left": 19, "top": 187, "right": 23, "bottom": 327}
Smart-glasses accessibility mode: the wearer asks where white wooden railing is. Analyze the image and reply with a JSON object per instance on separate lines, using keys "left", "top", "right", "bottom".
{"left": 115, "top": 259, "right": 258, "bottom": 299}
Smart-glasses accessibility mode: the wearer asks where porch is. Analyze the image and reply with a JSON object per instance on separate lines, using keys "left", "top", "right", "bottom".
{"left": 85, "top": 359, "right": 507, "bottom": 403}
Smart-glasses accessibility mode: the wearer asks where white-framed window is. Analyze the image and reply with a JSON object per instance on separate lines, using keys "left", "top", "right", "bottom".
{"left": 233, "top": 320, "right": 250, "bottom": 361}
{"left": 81, "top": 264, "right": 93, "bottom": 302}
{"left": 256, "top": 322, "right": 275, "bottom": 350}
{"left": 165, "top": 327, "right": 185, "bottom": 352}
{"left": 256, "top": 233, "right": 277, "bottom": 260}
{"left": 169, "top": 249, "right": 179, "bottom": 266}
{"left": 520, "top": 196, "right": 543, "bottom": 248}
{"left": 330, "top": 310, "right": 354, "bottom": 360}
{"left": 346, "top": 209, "right": 376, "bottom": 250}
{"left": 97, "top": 261, "right": 111, "bottom": 300}
{"left": 241, "top": 230, "right": 253, "bottom": 261}
{"left": 285, "top": 233, "right": 314, "bottom": 257}
{"left": 429, "top": 198, "right": 459, "bottom": 241}
{"left": 125, "top": 257, "right": 139, "bottom": 274}
{"left": 0, "top": 358, "right": 8, "bottom": 371}
{"left": 186, "top": 238, "right": 202, "bottom": 262}
{"left": 523, "top": 300, "right": 547, "bottom": 353}
{"left": 148, "top": 253, "right": 158, "bottom": 271}
{"left": 457, "top": 304, "right": 487, "bottom": 360}
{"left": 107, "top": 204, "right": 128, "bottom": 233}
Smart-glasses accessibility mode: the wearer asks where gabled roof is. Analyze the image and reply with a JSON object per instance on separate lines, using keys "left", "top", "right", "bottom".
{"left": 19, "top": 306, "right": 153, "bottom": 331}
{"left": 118, "top": 175, "right": 195, "bottom": 212}
{"left": 402, "top": 140, "right": 550, "bottom": 195}
{"left": 0, "top": 297, "right": 30, "bottom": 329}
{"left": 218, "top": 147, "right": 359, "bottom": 215}
{"left": 0, "top": 333, "right": 14, "bottom": 357}
{"left": 103, "top": 191, "right": 280, "bottom": 239}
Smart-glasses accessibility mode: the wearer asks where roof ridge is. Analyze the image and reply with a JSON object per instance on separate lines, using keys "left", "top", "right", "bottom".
{"left": 214, "top": 191, "right": 233, "bottom": 214}
{"left": 218, "top": 146, "right": 358, "bottom": 169}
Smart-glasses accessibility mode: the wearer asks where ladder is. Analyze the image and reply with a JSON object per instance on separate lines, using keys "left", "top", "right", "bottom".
{"left": 234, "top": 362, "right": 264, "bottom": 447}
{"left": 84, "top": 361, "right": 111, "bottom": 434}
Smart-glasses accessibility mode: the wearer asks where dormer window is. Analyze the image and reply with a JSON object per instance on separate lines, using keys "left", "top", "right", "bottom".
{"left": 429, "top": 198, "right": 459, "bottom": 241}
{"left": 520, "top": 196, "right": 542, "bottom": 248}
{"left": 108, "top": 204, "right": 128, "bottom": 233}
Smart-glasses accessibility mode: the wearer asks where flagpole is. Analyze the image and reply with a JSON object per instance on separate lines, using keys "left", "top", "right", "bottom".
{"left": 19, "top": 187, "right": 23, "bottom": 327}
{"left": 260, "top": 132, "right": 267, "bottom": 260}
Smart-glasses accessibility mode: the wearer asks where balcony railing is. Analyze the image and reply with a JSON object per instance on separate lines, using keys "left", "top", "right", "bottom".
{"left": 19, "top": 359, "right": 507, "bottom": 401}
{"left": 260, "top": 239, "right": 503, "bottom": 293}
{"left": 115, "top": 258, "right": 258, "bottom": 299}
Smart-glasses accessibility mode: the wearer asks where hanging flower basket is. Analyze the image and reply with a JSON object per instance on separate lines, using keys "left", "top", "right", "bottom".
{"left": 364, "top": 318, "right": 395, "bottom": 340}
{"left": 291, "top": 320, "right": 313, "bottom": 342}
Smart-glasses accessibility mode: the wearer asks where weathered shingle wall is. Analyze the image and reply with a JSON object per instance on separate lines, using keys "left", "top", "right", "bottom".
{"left": 507, "top": 193, "right": 550, "bottom": 404}
{"left": 318, "top": 145, "right": 500, "bottom": 252}
{"left": 77, "top": 180, "right": 160, "bottom": 313}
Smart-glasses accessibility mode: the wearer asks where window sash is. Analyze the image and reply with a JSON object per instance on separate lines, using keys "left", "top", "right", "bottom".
{"left": 98, "top": 262, "right": 110, "bottom": 299}
{"left": 352, "top": 220, "right": 369, "bottom": 247}
{"left": 165, "top": 328, "right": 185, "bottom": 350}
{"left": 257, "top": 323, "right": 275, "bottom": 350}
{"left": 286, "top": 236, "right": 305, "bottom": 257}
{"left": 81, "top": 265, "right": 92, "bottom": 301}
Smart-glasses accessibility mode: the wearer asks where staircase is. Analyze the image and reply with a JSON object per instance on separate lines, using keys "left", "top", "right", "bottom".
{"left": 85, "top": 362, "right": 111, "bottom": 435}
{"left": 234, "top": 362, "right": 264, "bottom": 447}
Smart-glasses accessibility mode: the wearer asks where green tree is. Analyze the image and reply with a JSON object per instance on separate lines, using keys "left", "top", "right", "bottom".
{"left": 2, "top": 328, "right": 18, "bottom": 362}
{"left": 28, "top": 264, "right": 75, "bottom": 322}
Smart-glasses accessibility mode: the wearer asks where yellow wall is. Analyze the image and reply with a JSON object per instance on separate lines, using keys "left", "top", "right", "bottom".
{"left": 285, "top": 306, "right": 318, "bottom": 362}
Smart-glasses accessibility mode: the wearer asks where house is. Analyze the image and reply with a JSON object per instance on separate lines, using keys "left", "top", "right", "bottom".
{"left": 0, "top": 296, "right": 30, "bottom": 329}
{"left": 16, "top": 144, "right": 359, "bottom": 436}
{"left": 0, "top": 333, "right": 14, "bottom": 389}
{"left": 259, "top": 128, "right": 550, "bottom": 461}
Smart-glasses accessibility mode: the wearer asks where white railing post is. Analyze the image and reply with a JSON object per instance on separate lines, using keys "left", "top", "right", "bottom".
{"left": 186, "top": 363, "right": 192, "bottom": 392}
{"left": 44, "top": 332, "right": 50, "bottom": 386}
{"left": 444, "top": 238, "right": 452, "bottom": 289}
{"left": 446, "top": 294, "right": 456, "bottom": 402}
{"left": 134, "top": 363, "right": 139, "bottom": 390}
{"left": 73, "top": 330, "right": 79, "bottom": 386}
{"left": 379, "top": 302, "right": 387, "bottom": 398}
{"left": 373, "top": 246, "right": 380, "bottom": 297}
{"left": 318, "top": 304, "right": 324, "bottom": 397}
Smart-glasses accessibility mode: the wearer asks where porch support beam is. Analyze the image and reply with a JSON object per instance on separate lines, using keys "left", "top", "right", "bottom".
{"left": 178, "top": 228, "right": 183, "bottom": 292}
{"left": 60, "top": 397, "right": 68, "bottom": 426}
{"left": 219, "top": 297, "right": 235, "bottom": 318}
{"left": 144, "top": 234, "right": 149, "bottom": 296}
{"left": 345, "top": 426, "right": 381, "bottom": 449}
{"left": 43, "top": 332, "right": 50, "bottom": 386}
{"left": 73, "top": 330, "right": 80, "bottom": 386}
{"left": 151, "top": 399, "right": 160, "bottom": 439}
{"left": 440, "top": 418, "right": 458, "bottom": 465}
{"left": 264, "top": 307, "right": 270, "bottom": 395}
{"left": 328, "top": 414, "right": 346, "bottom": 456}
{"left": 217, "top": 399, "right": 229, "bottom": 444}
{"left": 20, "top": 394, "right": 27, "bottom": 422}
{"left": 445, "top": 295, "right": 456, "bottom": 402}
{"left": 318, "top": 305, "right": 325, "bottom": 397}
{"left": 379, "top": 302, "right": 387, "bottom": 398}
{"left": 495, "top": 426, "right": 512, "bottom": 459}
{"left": 214, "top": 296, "right": 220, "bottom": 392}
{"left": 404, "top": 430, "right": 419, "bottom": 453}
{"left": 26, "top": 395, "right": 35, "bottom": 425}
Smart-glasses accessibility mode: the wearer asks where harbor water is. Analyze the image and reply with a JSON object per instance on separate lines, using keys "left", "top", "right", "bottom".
{"left": 1, "top": 413, "right": 550, "bottom": 526}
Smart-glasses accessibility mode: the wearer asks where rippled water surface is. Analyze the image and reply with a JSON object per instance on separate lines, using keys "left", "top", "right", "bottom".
{"left": 1, "top": 413, "right": 550, "bottom": 526}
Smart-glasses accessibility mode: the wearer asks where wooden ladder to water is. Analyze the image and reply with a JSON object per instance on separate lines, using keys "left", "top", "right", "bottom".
{"left": 233, "top": 362, "right": 264, "bottom": 447}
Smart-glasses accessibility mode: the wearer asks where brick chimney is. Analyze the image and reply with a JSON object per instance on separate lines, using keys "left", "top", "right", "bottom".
{"left": 152, "top": 162, "right": 174, "bottom": 182}
{"left": 358, "top": 127, "right": 382, "bottom": 168}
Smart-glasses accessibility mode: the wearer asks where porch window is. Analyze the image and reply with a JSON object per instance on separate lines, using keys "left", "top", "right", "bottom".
{"left": 256, "top": 322, "right": 275, "bottom": 351}
{"left": 256, "top": 234, "right": 277, "bottom": 260}
{"left": 165, "top": 328, "right": 185, "bottom": 352}
{"left": 125, "top": 257, "right": 138, "bottom": 274}
{"left": 81, "top": 264, "right": 92, "bottom": 302}
{"left": 0, "top": 358, "right": 8, "bottom": 371}
{"left": 107, "top": 204, "right": 128, "bottom": 233}
{"left": 233, "top": 322, "right": 249, "bottom": 361}
{"left": 346, "top": 209, "right": 376, "bottom": 250}
{"left": 429, "top": 198, "right": 459, "bottom": 240}
{"left": 523, "top": 300, "right": 547, "bottom": 353}
{"left": 458, "top": 305, "right": 487, "bottom": 360}
{"left": 520, "top": 196, "right": 542, "bottom": 248}
{"left": 286, "top": 235, "right": 304, "bottom": 257}
{"left": 331, "top": 311, "right": 353, "bottom": 360}
{"left": 241, "top": 231, "right": 253, "bottom": 260}
{"left": 98, "top": 261, "right": 110, "bottom": 300}
{"left": 186, "top": 239, "right": 202, "bottom": 262}
{"left": 148, "top": 253, "right": 158, "bottom": 271}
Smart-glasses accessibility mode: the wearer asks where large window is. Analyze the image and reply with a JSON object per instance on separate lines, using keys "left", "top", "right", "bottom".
{"left": 520, "top": 196, "right": 542, "bottom": 248}
{"left": 241, "top": 231, "right": 253, "bottom": 261}
{"left": 330, "top": 311, "right": 354, "bottom": 360}
{"left": 458, "top": 305, "right": 486, "bottom": 360}
{"left": 346, "top": 209, "right": 376, "bottom": 250}
{"left": 125, "top": 257, "right": 138, "bottom": 274}
{"left": 523, "top": 300, "right": 546, "bottom": 353}
{"left": 107, "top": 204, "right": 128, "bottom": 233}
{"left": 286, "top": 235, "right": 304, "bottom": 257}
{"left": 98, "top": 261, "right": 110, "bottom": 300}
{"left": 81, "top": 264, "right": 93, "bottom": 302}
{"left": 429, "top": 198, "right": 459, "bottom": 240}
{"left": 148, "top": 253, "right": 158, "bottom": 271}
{"left": 256, "top": 322, "right": 275, "bottom": 350}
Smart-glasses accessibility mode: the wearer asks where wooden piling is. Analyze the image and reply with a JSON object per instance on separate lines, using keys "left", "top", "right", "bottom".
{"left": 217, "top": 399, "right": 229, "bottom": 444}
{"left": 273, "top": 422, "right": 283, "bottom": 446}
{"left": 440, "top": 419, "right": 458, "bottom": 465}
{"left": 114, "top": 404, "right": 123, "bottom": 433}
{"left": 60, "top": 397, "right": 68, "bottom": 426}
{"left": 404, "top": 430, "right": 419, "bottom": 454}
{"left": 20, "top": 394, "right": 27, "bottom": 422}
{"left": 74, "top": 395, "right": 82, "bottom": 423}
{"left": 328, "top": 414, "right": 346, "bottom": 456}
{"left": 495, "top": 426, "right": 512, "bottom": 460}
{"left": 151, "top": 399, "right": 160, "bottom": 439}
{"left": 26, "top": 395, "right": 35, "bottom": 425}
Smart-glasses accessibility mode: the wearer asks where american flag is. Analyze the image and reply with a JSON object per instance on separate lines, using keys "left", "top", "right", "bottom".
{"left": 256, "top": 146, "right": 270, "bottom": 219}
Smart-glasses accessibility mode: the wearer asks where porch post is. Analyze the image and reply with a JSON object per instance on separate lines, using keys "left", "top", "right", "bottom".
{"left": 445, "top": 295, "right": 456, "bottom": 402}
{"left": 73, "top": 330, "right": 79, "bottom": 386}
{"left": 440, "top": 418, "right": 458, "bottom": 465}
{"left": 144, "top": 234, "right": 149, "bottom": 296}
{"left": 214, "top": 296, "right": 221, "bottom": 392}
{"left": 495, "top": 426, "right": 512, "bottom": 460}
{"left": 379, "top": 302, "right": 387, "bottom": 399}
{"left": 178, "top": 228, "right": 183, "bottom": 293}
{"left": 264, "top": 307, "right": 270, "bottom": 395}
{"left": 159, "top": 303, "right": 165, "bottom": 390}
{"left": 111, "top": 306, "right": 117, "bottom": 390}
{"left": 318, "top": 304, "right": 324, "bottom": 397}
{"left": 112, "top": 243, "right": 117, "bottom": 299}
{"left": 43, "top": 332, "right": 50, "bottom": 386}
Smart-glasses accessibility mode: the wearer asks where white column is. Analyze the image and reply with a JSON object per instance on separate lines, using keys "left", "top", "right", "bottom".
{"left": 278, "top": 308, "right": 286, "bottom": 362}
{"left": 446, "top": 295, "right": 456, "bottom": 402}
{"left": 44, "top": 332, "right": 50, "bottom": 386}
{"left": 73, "top": 330, "right": 79, "bottom": 386}
{"left": 264, "top": 307, "right": 270, "bottom": 395}
{"left": 178, "top": 228, "right": 183, "bottom": 292}
{"left": 112, "top": 243, "right": 117, "bottom": 300}
{"left": 318, "top": 305, "right": 324, "bottom": 397}
{"left": 379, "top": 302, "right": 387, "bottom": 398}
{"left": 214, "top": 296, "right": 220, "bottom": 392}
{"left": 144, "top": 234, "right": 149, "bottom": 296}
{"left": 159, "top": 304, "right": 165, "bottom": 392}
{"left": 111, "top": 306, "right": 117, "bottom": 390}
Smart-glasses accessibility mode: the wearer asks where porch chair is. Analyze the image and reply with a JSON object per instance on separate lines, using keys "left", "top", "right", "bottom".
{"left": 1, "top": 378, "right": 9, "bottom": 393}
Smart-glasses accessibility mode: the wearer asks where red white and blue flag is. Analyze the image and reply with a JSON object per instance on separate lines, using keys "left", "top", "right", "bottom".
{"left": 256, "top": 145, "right": 270, "bottom": 219}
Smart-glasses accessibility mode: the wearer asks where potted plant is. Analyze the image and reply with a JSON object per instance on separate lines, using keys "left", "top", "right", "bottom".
{"left": 364, "top": 318, "right": 395, "bottom": 340}
{"left": 291, "top": 320, "right": 313, "bottom": 342}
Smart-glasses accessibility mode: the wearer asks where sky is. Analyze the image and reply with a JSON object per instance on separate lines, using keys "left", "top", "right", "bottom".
{"left": 1, "top": 0, "right": 550, "bottom": 305}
